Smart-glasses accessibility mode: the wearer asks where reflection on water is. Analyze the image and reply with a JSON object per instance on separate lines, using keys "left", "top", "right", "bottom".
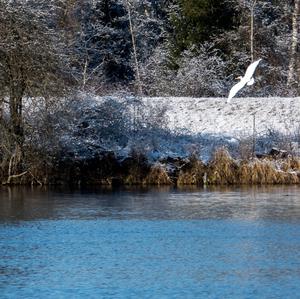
{"left": 1, "top": 186, "right": 300, "bottom": 298}
{"left": 1, "top": 185, "right": 300, "bottom": 221}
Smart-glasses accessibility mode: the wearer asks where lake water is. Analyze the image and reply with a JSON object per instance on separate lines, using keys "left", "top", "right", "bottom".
{"left": 1, "top": 186, "right": 300, "bottom": 298}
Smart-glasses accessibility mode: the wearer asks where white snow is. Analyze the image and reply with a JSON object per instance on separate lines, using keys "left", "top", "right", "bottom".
{"left": 21, "top": 95, "right": 300, "bottom": 162}
{"left": 67, "top": 96, "right": 300, "bottom": 161}
{"left": 145, "top": 97, "right": 300, "bottom": 137}
{"left": 140, "top": 97, "right": 300, "bottom": 161}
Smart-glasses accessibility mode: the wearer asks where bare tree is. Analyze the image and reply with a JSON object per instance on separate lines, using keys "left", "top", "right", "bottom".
{"left": 287, "top": 0, "right": 300, "bottom": 87}
{"left": 250, "top": 0, "right": 257, "bottom": 62}
{"left": 125, "top": 0, "right": 143, "bottom": 95}
{"left": 229, "top": 0, "right": 258, "bottom": 61}
{"left": 0, "top": 0, "right": 69, "bottom": 146}
{"left": 0, "top": 0, "right": 71, "bottom": 182}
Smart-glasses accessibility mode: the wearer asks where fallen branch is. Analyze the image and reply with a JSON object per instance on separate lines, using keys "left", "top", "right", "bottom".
{"left": 28, "top": 171, "right": 43, "bottom": 186}
{"left": 4, "top": 171, "right": 28, "bottom": 185}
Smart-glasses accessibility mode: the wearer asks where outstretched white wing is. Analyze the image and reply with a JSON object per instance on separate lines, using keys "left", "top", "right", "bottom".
{"left": 227, "top": 58, "right": 262, "bottom": 103}
{"left": 227, "top": 79, "right": 247, "bottom": 103}
{"left": 243, "top": 59, "right": 262, "bottom": 82}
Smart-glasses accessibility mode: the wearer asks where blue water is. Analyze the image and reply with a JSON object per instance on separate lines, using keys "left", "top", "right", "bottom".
{"left": 1, "top": 186, "right": 300, "bottom": 298}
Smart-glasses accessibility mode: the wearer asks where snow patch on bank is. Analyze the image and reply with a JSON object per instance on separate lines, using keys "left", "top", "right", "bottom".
{"left": 51, "top": 95, "right": 300, "bottom": 162}
{"left": 145, "top": 97, "right": 300, "bottom": 136}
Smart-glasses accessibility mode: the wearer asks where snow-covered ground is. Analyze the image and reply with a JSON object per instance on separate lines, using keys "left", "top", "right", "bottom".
{"left": 146, "top": 97, "right": 300, "bottom": 136}
{"left": 26, "top": 95, "right": 300, "bottom": 162}
{"left": 63, "top": 96, "right": 300, "bottom": 160}
{"left": 141, "top": 97, "right": 300, "bottom": 161}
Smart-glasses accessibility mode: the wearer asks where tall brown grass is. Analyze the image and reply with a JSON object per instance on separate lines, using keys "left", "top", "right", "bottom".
{"left": 177, "top": 155, "right": 206, "bottom": 185}
{"left": 207, "top": 148, "right": 238, "bottom": 185}
{"left": 238, "top": 158, "right": 300, "bottom": 184}
{"left": 281, "top": 157, "right": 300, "bottom": 172}
{"left": 123, "top": 150, "right": 150, "bottom": 185}
{"left": 241, "top": 160, "right": 275, "bottom": 184}
{"left": 2, "top": 143, "right": 300, "bottom": 186}
{"left": 206, "top": 149, "right": 300, "bottom": 185}
{"left": 143, "top": 164, "right": 172, "bottom": 185}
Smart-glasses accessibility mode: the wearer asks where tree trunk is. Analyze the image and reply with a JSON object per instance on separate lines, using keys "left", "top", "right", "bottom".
{"left": 0, "top": 98, "right": 3, "bottom": 120}
{"left": 125, "top": 0, "right": 143, "bottom": 96}
{"left": 7, "top": 54, "right": 25, "bottom": 145}
{"left": 9, "top": 75, "right": 25, "bottom": 146}
{"left": 7, "top": 77, "right": 25, "bottom": 179}
{"left": 10, "top": 92, "right": 24, "bottom": 144}
{"left": 250, "top": 0, "right": 257, "bottom": 62}
{"left": 287, "top": 0, "right": 300, "bottom": 87}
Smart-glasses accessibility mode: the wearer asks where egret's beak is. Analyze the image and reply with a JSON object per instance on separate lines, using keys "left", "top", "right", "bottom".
{"left": 235, "top": 76, "right": 243, "bottom": 80}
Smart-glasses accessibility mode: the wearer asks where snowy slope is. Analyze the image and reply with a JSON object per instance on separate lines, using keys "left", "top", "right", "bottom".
{"left": 146, "top": 97, "right": 300, "bottom": 137}
{"left": 50, "top": 95, "right": 300, "bottom": 162}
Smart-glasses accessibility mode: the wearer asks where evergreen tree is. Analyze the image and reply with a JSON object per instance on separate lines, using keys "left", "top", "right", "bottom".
{"left": 68, "top": 0, "right": 133, "bottom": 90}
{"left": 169, "top": 0, "right": 236, "bottom": 58}
{"left": 220, "top": 0, "right": 295, "bottom": 96}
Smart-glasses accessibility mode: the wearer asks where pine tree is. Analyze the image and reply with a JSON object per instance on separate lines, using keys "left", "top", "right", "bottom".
{"left": 218, "top": 0, "right": 295, "bottom": 96}
{"left": 169, "top": 0, "right": 236, "bottom": 58}
{"left": 67, "top": 0, "right": 133, "bottom": 90}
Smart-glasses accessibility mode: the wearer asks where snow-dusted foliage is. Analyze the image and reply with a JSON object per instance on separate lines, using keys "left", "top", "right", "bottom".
{"left": 0, "top": 0, "right": 69, "bottom": 97}
{"left": 139, "top": 0, "right": 299, "bottom": 97}
{"left": 0, "top": 0, "right": 71, "bottom": 147}
{"left": 27, "top": 94, "right": 170, "bottom": 159}
{"left": 140, "top": 43, "right": 227, "bottom": 97}
{"left": 126, "top": 0, "right": 167, "bottom": 63}
{"left": 66, "top": 0, "right": 134, "bottom": 90}
{"left": 24, "top": 95, "right": 300, "bottom": 163}
{"left": 0, "top": 0, "right": 299, "bottom": 182}
{"left": 220, "top": 0, "right": 297, "bottom": 96}
{"left": 139, "top": 45, "right": 175, "bottom": 96}
{"left": 174, "top": 45, "right": 227, "bottom": 97}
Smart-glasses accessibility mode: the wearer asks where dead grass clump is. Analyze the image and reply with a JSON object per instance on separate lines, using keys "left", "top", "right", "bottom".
{"left": 177, "top": 155, "right": 206, "bottom": 186}
{"left": 249, "top": 160, "right": 278, "bottom": 184}
{"left": 238, "top": 162, "right": 252, "bottom": 184}
{"left": 278, "top": 171, "right": 299, "bottom": 184}
{"left": 281, "top": 157, "right": 300, "bottom": 172}
{"left": 143, "top": 164, "right": 172, "bottom": 185}
{"left": 207, "top": 148, "right": 238, "bottom": 185}
{"left": 123, "top": 174, "right": 141, "bottom": 185}
{"left": 238, "top": 159, "right": 300, "bottom": 184}
{"left": 122, "top": 150, "right": 149, "bottom": 185}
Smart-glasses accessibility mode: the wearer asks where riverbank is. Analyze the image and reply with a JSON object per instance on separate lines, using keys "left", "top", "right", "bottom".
{"left": 2, "top": 147, "right": 300, "bottom": 186}
{"left": 55, "top": 148, "right": 300, "bottom": 186}
{"left": 1, "top": 96, "right": 300, "bottom": 185}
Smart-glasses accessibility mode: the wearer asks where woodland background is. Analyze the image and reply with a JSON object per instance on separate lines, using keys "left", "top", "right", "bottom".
{"left": 0, "top": 0, "right": 299, "bottom": 184}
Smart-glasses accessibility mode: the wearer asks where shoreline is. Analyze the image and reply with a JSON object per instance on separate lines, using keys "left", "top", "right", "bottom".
{"left": 2, "top": 148, "right": 300, "bottom": 186}
{"left": 2, "top": 96, "right": 300, "bottom": 187}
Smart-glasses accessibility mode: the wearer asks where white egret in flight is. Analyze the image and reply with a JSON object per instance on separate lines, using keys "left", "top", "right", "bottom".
{"left": 227, "top": 58, "right": 262, "bottom": 103}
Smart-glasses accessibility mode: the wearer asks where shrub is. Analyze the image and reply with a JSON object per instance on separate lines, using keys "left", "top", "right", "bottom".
{"left": 177, "top": 154, "right": 206, "bottom": 185}
{"left": 143, "top": 164, "right": 172, "bottom": 185}
{"left": 207, "top": 148, "right": 238, "bottom": 185}
{"left": 122, "top": 149, "right": 149, "bottom": 185}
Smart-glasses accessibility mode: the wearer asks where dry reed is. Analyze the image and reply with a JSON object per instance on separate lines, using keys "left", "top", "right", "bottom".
{"left": 207, "top": 148, "right": 238, "bottom": 185}
{"left": 143, "top": 164, "right": 172, "bottom": 185}
{"left": 177, "top": 155, "right": 206, "bottom": 186}
{"left": 238, "top": 159, "right": 299, "bottom": 184}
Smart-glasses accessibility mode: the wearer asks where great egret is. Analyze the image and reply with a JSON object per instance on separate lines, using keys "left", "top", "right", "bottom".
{"left": 227, "top": 58, "right": 262, "bottom": 103}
